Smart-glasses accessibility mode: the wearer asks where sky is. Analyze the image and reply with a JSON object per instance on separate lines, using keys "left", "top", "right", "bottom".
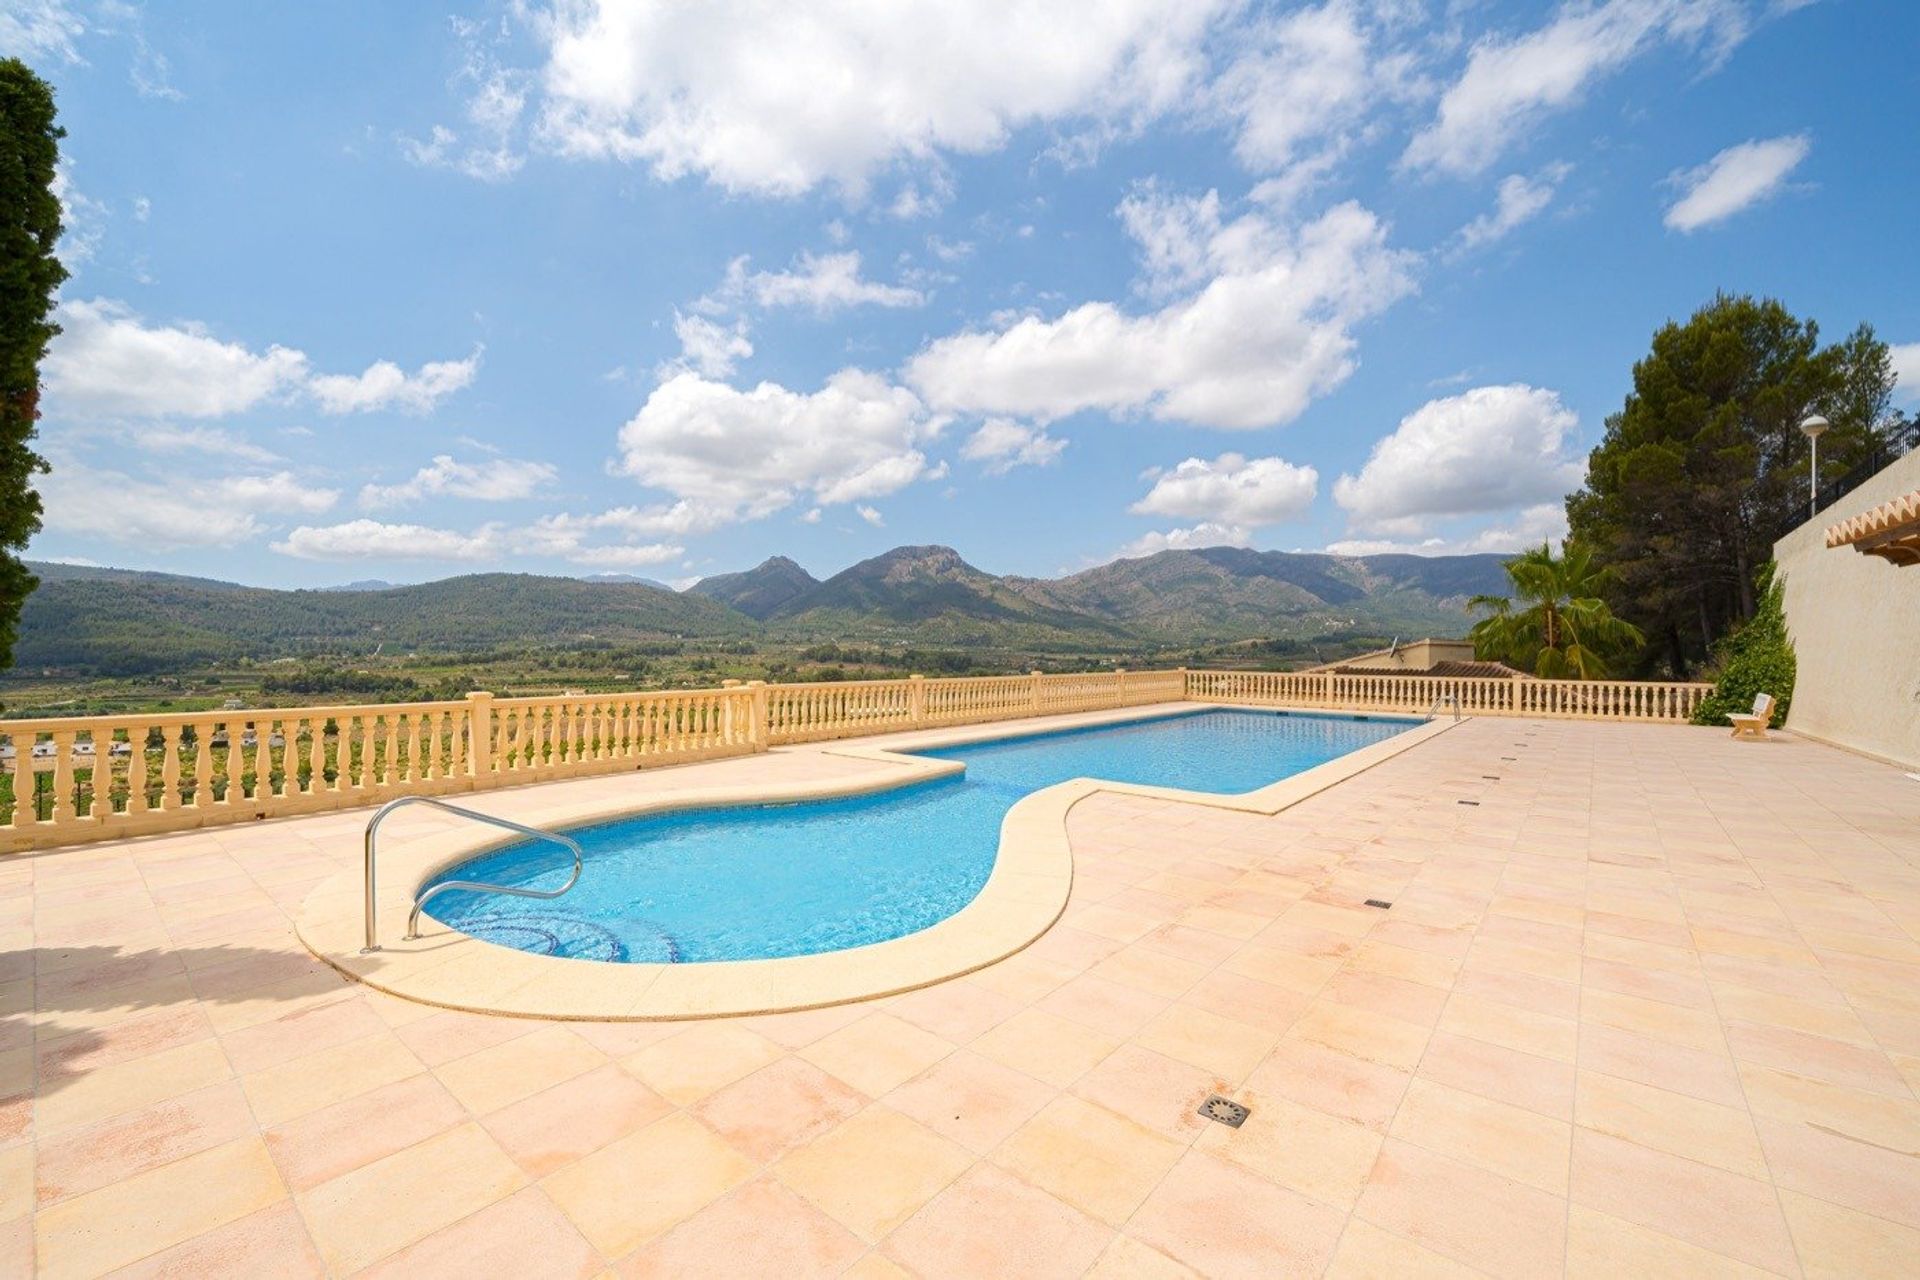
{"left": 9, "top": 0, "right": 1918, "bottom": 590}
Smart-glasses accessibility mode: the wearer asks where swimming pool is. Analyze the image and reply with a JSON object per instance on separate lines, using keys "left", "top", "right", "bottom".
{"left": 421, "top": 708, "right": 1410, "bottom": 964}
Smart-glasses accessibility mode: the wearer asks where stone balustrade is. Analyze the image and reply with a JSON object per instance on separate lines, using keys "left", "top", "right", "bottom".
{"left": 0, "top": 667, "right": 1712, "bottom": 851}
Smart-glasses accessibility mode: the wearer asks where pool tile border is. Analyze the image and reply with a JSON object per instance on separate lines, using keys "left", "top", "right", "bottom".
{"left": 295, "top": 705, "right": 1457, "bottom": 1020}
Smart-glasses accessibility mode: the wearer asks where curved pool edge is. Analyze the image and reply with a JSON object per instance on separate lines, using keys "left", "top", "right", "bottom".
{"left": 295, "top": 705, "right": 1457, "bottom": 1021}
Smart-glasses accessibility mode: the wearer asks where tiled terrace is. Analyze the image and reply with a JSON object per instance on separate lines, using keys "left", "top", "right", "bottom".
{"left": 6, "top": 716, "right": 1920, "bottom": 1277}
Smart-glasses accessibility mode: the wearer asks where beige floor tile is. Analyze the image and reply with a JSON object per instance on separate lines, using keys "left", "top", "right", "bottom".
{"left": 356, "top": 1186, "right": 601, "bottom": 1280}
{"left": 883, "top": 1163, "right": 1112, "bottom": 1280}
{"left": 239, "top": 1030, "right": 423, "bottom": 1127}
{"left": 693, "top": 1057, "right": 868, "bottom": 1165}
{"left": 1326, "top": 1218, "right": 1484, "bottom": 1278}
{"left": 622, "top": 1023, "right": 783, "bottom": 1106}
{"left": 883, "top": 1048, "right": 1056, "bottom": 1154}
{"left": 992, "top": 1095, "right": 1184, "bottom": 1226}
{"left": 1243, "top": 1035, "right": 1411, "bottom": 1131}
{"left": 1355, "top": 1138, "right": 1567, "bottom": 1280}
{"left": 297, "top": 1121, "right": 526, "bottom": 1273}
{"left": 1291, "top": 999, "right": 1430, "bottom": 1070}
{"left": 1130, "top": 1148, "right": 1349, "bottom": 1278}
{"left": 1576, "top": 1069, "right": 1768, "bottom": 1179}
{"left": 542, "top": 1111, "right": 754, "bottom": 1257}
{"left": 1417, "top": 1030, "right": 1575, "bottom": 1119}
{"left": 1087, "top": 1233, "right": 1198, "bottom": 1278}
{"left": 1779, "top": 1187, "right": 1920, "bottom": 1280}
{"left": 481, "top": 1062, "right": 672, "bottom": 1179}
{"left": 1196, "top": 1089, "right": 1382, "bottom": 1210}
{"left": 33, "top": 1137, "right": 286, "bottom": 1280}
{"left": 34, "top": 1080, "right": 256, "bottom": 1208}
{"left": 1389, "top": 1076, "right": 1572, "bottom": 1193}
{"left": 35, "top": 1038, "right": 232, "bottom": 1137}
{"left": 264, "top": 1073, "right": 459, "bottom": 1190}
{"left": 618, "top": 1178, "right": 865, "bottom": 1278}
{"left": 105, "top": 1201, "right": 324, "bottom": 1280}
{"left": 1570, "top": 1127, "right": 1798, "bottom": 1274}
{"left": 797, "top": 1012, "right": 954, "bottom": 1097}
{"left": 1131, "top": 1003, "right": 1277, "bottom": 1081}
{"left": 432, "top": 1024, "right": 606, "bottom": 1115}
{"left": 774, "top": 1104, "right": 972, "bottom": 1242}
{"left": 1439, "top": 991, "right": 1577, "bottom": 1062}
{"left": 1565, "top": 1202, "right": 1777, "bottom": 1279}
{"left": 1753, "top": 1112, "right": 1920, "bottom": 1230}
{"left": 971, "top": 1009, "right": 1120, "bottom": 1088}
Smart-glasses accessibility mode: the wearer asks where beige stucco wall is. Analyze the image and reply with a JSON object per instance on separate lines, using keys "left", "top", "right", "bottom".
{"left": 1774, "top": 447, "right": 1920, "bottom": 769}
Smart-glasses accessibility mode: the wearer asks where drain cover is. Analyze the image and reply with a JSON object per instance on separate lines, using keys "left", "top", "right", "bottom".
{"left": 1198, "top": 1095, "right": 1249, "bottom": 1127}
{"left": 1364, "top": 899, "right": 1392, "bottom": 909}
{"left": 1457, "top": 799, "right": 1480, "bottom": 806}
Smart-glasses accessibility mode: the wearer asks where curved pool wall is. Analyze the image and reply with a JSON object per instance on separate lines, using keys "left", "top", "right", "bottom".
{"left": 421, "top": 708, "right": 1411, "bottom": 965}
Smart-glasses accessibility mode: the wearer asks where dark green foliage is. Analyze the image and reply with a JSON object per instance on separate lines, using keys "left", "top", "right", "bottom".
{"left": 0, "top": 60, "right": 66, "bottom": 670}
{"left": 1468, "top": 542, "right": 1644, "bottom": 677}
{"left": 1568, "top": 295, "right": 1899, "bottom": 677}
{"left": 1691, "top": 564, "right": 1796, "bottom": 727}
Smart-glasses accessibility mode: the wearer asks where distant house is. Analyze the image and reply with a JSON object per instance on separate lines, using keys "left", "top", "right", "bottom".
{"left": 1309, "top": 637, "right": 1529, "bottom": 680}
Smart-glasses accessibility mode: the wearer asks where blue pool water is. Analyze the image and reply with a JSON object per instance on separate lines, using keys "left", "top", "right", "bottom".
{"left": 423, "top": 708, "right": 1409, "bottom": 964}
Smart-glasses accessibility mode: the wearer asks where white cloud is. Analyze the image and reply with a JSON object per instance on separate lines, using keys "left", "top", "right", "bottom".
{"left": 401, "top": 16, "right": 528, "bottom": 180}
{"left": 134, "top": 425, "right": 283, "bottom": 466}
{"left": 0, "top": 1, "right": 84, "bottom": 62}
{"left": 1404, "top": 0, "right": 1750, "bottom": 176}
{"left": 273, "top": 519, "right": 502, "bottom": 562}
{"left": 530, "top": 0, "right": 1230, "bottom": 197}
{"left": 563, "top": 542, "right": 682, "bottom": 568}
{"left": 1452, "top": 163, "right": 1571, "bottom": 254}
{"left": 614, "top": 369, "right": 944, "bottom": 529}
{"left": 908, "top": 198, "right": 1415, "bottom": 430}
{"left": 1111, "top": 522, "right": 1253, "bottom": 561}
{"left": 1334, "top": 384, "right": 1584, "bottom": 533}
{"left": 722, "top": 252, "right": 924, "bottom": 312}
{"left": 1890, "top": 342, "right": 1920, "bottom": 407}
{"left": 308, "top": 350, "right": 481, "bottom": 414}
{"left": 359, "top": 454, "right": 559, "bottom": 509}
{"left": 669, "top": 311, "right": 753, "bottom": 377}
{"left": 855, "top": 504, "right": 884, "bottom": 527}
{"left": 39, "top": 464, "right": 338, "bottom": 549}
{"left": 1209, "top": 0, "right": 1416, "bottom": 186}
{"left": 1132, "top": 453, "right": 1319, "bottom": 526}
{"left": 1663, "top": 133, "right": 1810, "bottom": 232}
{"left": 959, "top": 419, "right": 1067, "bottom": 474}
{"left": 280, "top": 506, "right": 688, "bottom": 567}
{"left": 1325, "top": 503, "right": 1569, "bottom": 556}
{"left": 44, "top": 299, "right": 310, "bottom": 419}
{"left": 50, "top": 162, "right": 106, "bottom": 266}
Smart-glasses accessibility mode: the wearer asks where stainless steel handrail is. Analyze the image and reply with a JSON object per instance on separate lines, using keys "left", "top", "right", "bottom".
{"left": 1428, "top": 693, "right": 1462, "bottom": 722}
{"left": 361, "top": 795, "right": 583, "bottom": 952}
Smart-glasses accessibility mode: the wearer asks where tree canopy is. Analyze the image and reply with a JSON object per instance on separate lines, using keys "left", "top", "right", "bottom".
{"left": 1468, "top": 541, "right": 1643, "bottom": 678}
{"left": 1566, "top": 294, "right": 1902, "bottom": 677}
{"left": 0, "top": 58, "right": 65, "bottom": 672}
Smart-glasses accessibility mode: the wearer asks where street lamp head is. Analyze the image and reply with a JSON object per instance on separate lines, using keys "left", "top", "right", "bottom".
{"left": 1800, "top": 414, "right": 1830, "bottom": 439}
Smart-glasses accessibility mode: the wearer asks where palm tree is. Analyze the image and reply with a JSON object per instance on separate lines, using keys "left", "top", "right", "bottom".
{"left": 1469, "top": 542, "right": 1644, "bottom": 678}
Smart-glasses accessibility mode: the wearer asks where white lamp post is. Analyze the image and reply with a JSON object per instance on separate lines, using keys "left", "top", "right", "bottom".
{"left": 1799, "top": 415, "right": 1829, "bottom": 521}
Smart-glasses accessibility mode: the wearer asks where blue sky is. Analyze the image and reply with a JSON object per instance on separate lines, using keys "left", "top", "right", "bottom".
{"left": 11, "top": 0, "right": 1917, "bottom": 588}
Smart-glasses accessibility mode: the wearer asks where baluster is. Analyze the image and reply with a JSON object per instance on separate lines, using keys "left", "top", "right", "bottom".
{"left": 48, "top": 730, "right": 76, "bottom": 823}
{"left": 9, "top": 732, "right": 34, "bottom": 827}
{"left": 156, "top": 723, "right": 182, "bottom": 810}
{"left": 125, "top": 723, "right": 150, "bottom": 815}
{"left": 379, "top": 713, "right": 397, "bottom": 786}
{"left": 86, "top": 726, "right": 113, "bottom": 821}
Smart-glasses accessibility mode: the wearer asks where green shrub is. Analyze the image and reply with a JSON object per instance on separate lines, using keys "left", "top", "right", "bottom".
{"left": 1691, "top": 564, "right": 1796, "bottom": 727}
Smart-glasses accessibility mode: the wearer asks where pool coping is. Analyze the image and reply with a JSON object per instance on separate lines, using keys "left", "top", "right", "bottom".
{"left": 294, "top": 703, "right": 1458, "bottom": 1020}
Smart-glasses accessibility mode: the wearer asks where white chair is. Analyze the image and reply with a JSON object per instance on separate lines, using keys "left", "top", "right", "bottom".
{"left": 1729, "top": 692, "right": 1775, "bottom": 741}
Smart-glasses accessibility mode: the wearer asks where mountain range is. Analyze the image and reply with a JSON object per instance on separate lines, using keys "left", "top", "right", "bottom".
{"left": 16, "top": 545, "right": 1511, "bottom": 672}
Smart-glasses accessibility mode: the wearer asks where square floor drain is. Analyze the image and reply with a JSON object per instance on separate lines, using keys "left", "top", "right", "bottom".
{"left": 1198, "top": 1095, "right": 1249, "bottom": 1127}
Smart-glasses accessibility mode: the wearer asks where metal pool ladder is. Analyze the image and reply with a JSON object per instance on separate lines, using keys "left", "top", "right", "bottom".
{"left": 361, "top": 795, "right": 583, "bottom": 953}
{"left": 1428, "top": 693, "right": 1462, "bottom": 721}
